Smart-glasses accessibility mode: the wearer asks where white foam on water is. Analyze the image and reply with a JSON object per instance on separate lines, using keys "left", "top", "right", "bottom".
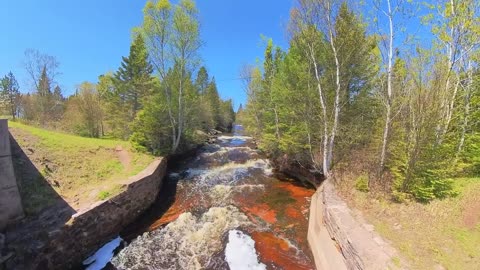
{"left": 199, "top": 146, "right": 254, "bottom": 158}
{"left": 218, "top": 135, "right": 253, "bottom": 141}
{"left": 184, "top": 159, "right": 271, "bottom": 186}
{"left": 225, "top": 230, "right": 266, "bottom": 270}
{"left": 83, "top": 236, "right": 121, "bottom": 270}
{"left": 112, "top": 206, "right": 251, "bottom": 270}
{"left": 210, "top": 184, "right": 265, "bottom": 203}
{"left": 169, "top": 172, "right": 180, "bottom": 178}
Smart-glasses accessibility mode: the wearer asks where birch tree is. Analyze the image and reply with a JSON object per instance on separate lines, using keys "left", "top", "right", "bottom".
{"left": 372, "top": 0, "right": 404, "bottom": 170}
{"left": 139, "top": 0, "right": 201, "bottom": 153}
{"left": 430, "top": 0, "right": 480, "bottom": 143}
{"left": 289, "top": 0, "right": 371, "bottom": 177}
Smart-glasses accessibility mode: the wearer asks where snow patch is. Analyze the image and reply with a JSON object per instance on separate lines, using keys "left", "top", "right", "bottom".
{"left": 225, "top": 230, "right": 266, "bottom": 270}
{"left": 83, "top": 236, "right": 122, "bottom": 270}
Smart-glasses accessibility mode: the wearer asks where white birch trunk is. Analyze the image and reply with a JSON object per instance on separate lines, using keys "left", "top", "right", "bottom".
{"left": 326, "top": 6, "right": 341, "bottom": 172}
{"left": 380, "top": 0, "right": 394, "bottom": 170}
{"left": 309, "top": 45, "right": 330, "bottom": 177}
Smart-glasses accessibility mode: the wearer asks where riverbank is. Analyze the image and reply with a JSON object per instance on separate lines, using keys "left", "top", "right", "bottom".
{"left": 337, "top": 177, "right": 480, "bottom": 270}
{"left": 266, "top": 153, "right": 407, "bottom": 269}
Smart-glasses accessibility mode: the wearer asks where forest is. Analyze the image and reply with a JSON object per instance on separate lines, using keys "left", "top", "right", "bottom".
{"left": 0, "top": 0, "right": 235, "bottom": 156}
{"left": 1, "top": 0, "right": 479, "bottom": 201}
{"left": 1, "top": 0, "right": 480, "bottom": 269}
{"left": 237, "top": 0, "right": 480, "bottom": 202}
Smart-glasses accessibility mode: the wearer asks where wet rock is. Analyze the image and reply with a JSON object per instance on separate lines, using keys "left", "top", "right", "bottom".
{"left": 208, "top": 129, "right": 222, "bottom": 135}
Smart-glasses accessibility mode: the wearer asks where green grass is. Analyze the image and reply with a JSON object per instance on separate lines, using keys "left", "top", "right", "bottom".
{"left": 345, "top": 177, "right": 480, "bottom": 270}
{"left": 10, "top": 121, "right": 132, "bottom": 151}
{"left": 9, "top": 121, "right": 155, "bottom": 214}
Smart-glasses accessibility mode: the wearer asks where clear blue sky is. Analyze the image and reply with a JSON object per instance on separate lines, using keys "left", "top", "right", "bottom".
{"left": 1, "top": 0, "right": 294, "bottom": 109}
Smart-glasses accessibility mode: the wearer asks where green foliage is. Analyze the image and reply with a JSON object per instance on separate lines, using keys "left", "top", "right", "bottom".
{"left": 355, "top": 174, "right": 370, "bottom": 192}
{"left": 0, "top": 72, "right": 20, "bottom": 120}
{"left": 241, "top": 2, "right": 378, "bottom": 170}
{"left": 130, "top": 0, "right": 235, "bottom": 155}
{"left": 98, "top": 191, "right": 111, "bottom": 200}
{"left": 412, "top": 178, "right": 458, "bottom": 202}
{"left": 100, "top": 35, "right": 155, "bottom": 139}
{"left": 391, "top": 190, "right": 412, "bottom": 203}
{"left": 63, "top": 82, "right": 103, "bottom": 138}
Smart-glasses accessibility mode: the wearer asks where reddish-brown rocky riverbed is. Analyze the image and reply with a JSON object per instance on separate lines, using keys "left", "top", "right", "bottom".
{"left": 84, "top": 125, "right": 315, "bottom": 270}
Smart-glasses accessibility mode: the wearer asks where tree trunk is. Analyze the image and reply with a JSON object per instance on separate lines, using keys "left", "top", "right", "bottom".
{"left": 309, "top": 46, "right": 330, "bottom": 177}
{"left": 326, "top": 10, "right": 341, "bottom": 173}
{"left": 456, "top": 60, "right": 473, "bottom": 157}
{"left": 380, "top": 0, "right": 394, "bottom": 171}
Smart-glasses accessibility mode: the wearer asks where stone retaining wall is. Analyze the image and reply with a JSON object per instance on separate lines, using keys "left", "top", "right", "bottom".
{"left": 30, "top": 158, "right": 167, "bottom": 270}
{"left": 308, "top": 180, "right": 405, "bottom": 270}
{"left": 0, "top": 120, "right": 23, "bottom": 231}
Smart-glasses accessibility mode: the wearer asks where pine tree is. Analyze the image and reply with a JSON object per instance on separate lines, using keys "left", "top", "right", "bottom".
{"left": 0, "top": 72, "right": 20, "bottom": 120}
{"left": 114, "top": 34, "right": 154, "bottom": 118}
{"left": 37, "top": 65, "right": 53, "bottom": 124}
{"left": 195, "top": 66, "right": 209, "bottom": 96}
{"left": 51, "top": 85, "right": 65, "bottom": 121}
{"left": 206, "top": 78, "right": 222, "bottom": 129}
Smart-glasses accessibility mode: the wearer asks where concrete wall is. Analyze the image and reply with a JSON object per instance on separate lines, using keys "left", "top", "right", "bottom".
{"left": 0, "top": 120, "right": 24, "bottom": 231}
{"left": 308, "top": 180, "right": 405, "bottom": 270}
{"left": 26, "top": 158, "right": 167, "bottom": 270}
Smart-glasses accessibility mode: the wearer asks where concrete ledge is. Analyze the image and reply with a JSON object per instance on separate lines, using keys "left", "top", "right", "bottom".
{"left": 308, "top": 180, "right": 405, "bottom": 270}
{"left": 26, "top": 158, "right": 168, "bottom": 270}
{"left": 0, "top": 120, "right": 24, "bottom": 231}
{"left": 0, "top": 120, "right": 12, "bottom": 157}
{"left": 308, "top": 185, "right": 347, "bottom": 270}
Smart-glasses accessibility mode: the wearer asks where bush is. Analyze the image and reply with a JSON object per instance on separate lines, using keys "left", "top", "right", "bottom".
{"left": 412, "top": 178, "right": 457, "bottom": 202}
{"left": 98, "top": 191, "right": 111, "bottom": 200}
{"left": 355, "top": 174, "right": 370, "bottom": 192}
{"left": 392, "top": 190, "right": 412, "bottom": 203}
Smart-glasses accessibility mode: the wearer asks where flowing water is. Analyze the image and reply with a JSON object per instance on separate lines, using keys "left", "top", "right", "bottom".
{"left": 84, "top": 125, "right": 316, "bottom": 270}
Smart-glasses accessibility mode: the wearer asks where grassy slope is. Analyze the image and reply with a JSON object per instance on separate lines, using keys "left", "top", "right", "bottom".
{"left": 339, "top": 178, "right": 480, "bottom": 270}
{"left": 9, "top": 121, "right": 155, "bottom": 215}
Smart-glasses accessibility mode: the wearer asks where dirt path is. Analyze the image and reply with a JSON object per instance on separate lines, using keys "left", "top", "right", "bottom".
{"left": 115, "top": 146, "right": 132, "bottom": 171}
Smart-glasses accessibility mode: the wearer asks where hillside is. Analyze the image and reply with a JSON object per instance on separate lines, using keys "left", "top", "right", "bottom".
{"left": 9, "top": 121, "right": 155, "bottom": 215}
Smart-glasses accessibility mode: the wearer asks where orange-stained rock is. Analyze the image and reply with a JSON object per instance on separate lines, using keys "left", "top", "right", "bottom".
{"left": 252, "top": 231, "right": 314, "bottom": 270}
{"left": 276, "top": 182, "right": 315, "bottom": 199}
{"left": 242, "top": 203, "right": 277, "bottom": 224}
{"left": 285, "top": 206, "right": 302, "bottom": 219}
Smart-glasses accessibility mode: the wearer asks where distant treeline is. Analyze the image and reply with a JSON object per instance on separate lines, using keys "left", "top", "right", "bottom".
{"left": 0, "top": 0, "right": 235, "bottom": 156}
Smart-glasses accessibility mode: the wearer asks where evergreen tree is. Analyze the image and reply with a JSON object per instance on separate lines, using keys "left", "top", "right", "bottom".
{"left": 53, "top": 85, "right": 63, "bottom": 101}
{"left": 206, "top": 78, "right": 222, "bottom": 129}
{"left": 0, "top": 72, "right": 20, "bottom": 120}
{"left": 37, "top": 65, "right": 53, "bottom": 124}
{"left": 195, "top": 66, "right": 209, "bottom": 95}
{"left": 114, "top": 34, "right": 154, "bottom": 118}
{"left": 51, "top": 85, "right": 65, "bottom": 122}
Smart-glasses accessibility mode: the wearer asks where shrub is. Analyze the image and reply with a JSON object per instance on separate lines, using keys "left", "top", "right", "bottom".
{"left": 98, "top": 191, "right": 111, "bottom": 200}
{"left": 392, "top": 190, "right": 412, "bottom": 203}
{"left": 355, "top": 174, "right": 370, "bottom": 192}
{"left": 412, "top": 178, "right": 458, "bottom": 202}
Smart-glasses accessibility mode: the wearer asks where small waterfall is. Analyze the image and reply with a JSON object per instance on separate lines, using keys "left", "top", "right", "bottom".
{"left": 84, "top": 125, "right": 315, "bottom": 270}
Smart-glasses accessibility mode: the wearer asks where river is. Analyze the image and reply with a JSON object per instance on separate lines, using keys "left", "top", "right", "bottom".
{"left": 83, "top": 125, "right": 316, "bottom": 270}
